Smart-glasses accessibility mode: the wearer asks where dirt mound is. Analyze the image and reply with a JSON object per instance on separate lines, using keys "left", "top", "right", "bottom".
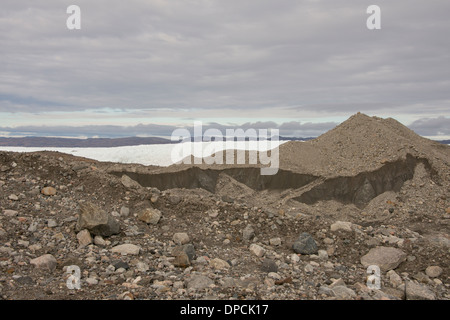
{"left": 107, "top": 113, "right": 449, "bottom": 212}
{"left": 279, "top": 112, "right": 449, "bottom": 177}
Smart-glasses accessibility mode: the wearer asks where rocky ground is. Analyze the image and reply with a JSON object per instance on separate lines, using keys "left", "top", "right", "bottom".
{"left": 0, "top": 113, "right": 449, "bottom": 300}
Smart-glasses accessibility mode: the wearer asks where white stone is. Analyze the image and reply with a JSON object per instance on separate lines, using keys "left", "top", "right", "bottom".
{"left": 425, "top": 266, "right": 443, "bottom": 278}
{"left": 47, "top": 219, "right": 57, "bottom": 228}
{"left": 318, "top": 250, "right": 329, "bottom": 260}
{"left": 387, "top": 270, "right": 403, "bottom": 287}
{"left": 77, "top": 229, "right": 93, "bottom": 247}
{"left": 86, "top": 277, "right": 98, "bottom": 285}
{"left": 173, "top": 232, "right": 190, "bottom": 245}
{"left": 330, "top": 221, "right": 353, "bottom": 232}
{"left": 290, "top": 254, "right": 300, "bottom": 263}
{"left": 304, "top": 264, "right": 314, "bottom": 273}
{"left": 209, "top": 258, "right": 230, "bottom": 270}
{"left": 269, "top": 237, "right": 282, "bottom": 246}
{"left": 138, "top": 208, "right": 161, "bottom": 225}
{"left": 8, "top": 194, "right": 19, "bottom": 201}
{"left": 94, "top": 235, "right": 107, "bottom": 247}
{"left": 249, "top": 244, "right": 265, "bottom": 257}
{"left": 3, "top": 210, "right": 18, "bottom": 217}
{"left": 268, "top": 272, "right": 281, "bottom": 280}
{"left": 111, "top": 244, "right": 141, "bottom": 255}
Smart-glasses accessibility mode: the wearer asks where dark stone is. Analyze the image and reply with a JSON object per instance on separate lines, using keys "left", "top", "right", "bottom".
{"left": 221, "top": 195, "right": 234, "bottom": 203}
{"left": 172, "top": 244, "right": 196, "bottom": 262}
{"left": 261, "top": 259, "right": 278, "bottom": 273}
{"left": 292, "top": 232, "right": 318, "bottom": 255}
{"left": 169, "top": 195, "right": 181, "bottom": 205}
{"left": 112, "top": 260, "right": 129, "bottom": 270}
{"left": 182, "top": 244, "right": 197, "bottom": 261}
{"left": 15, "top": 276, "right": 34, "bottom": 286}
{"left": 76, "top": 202, "right": 120, "bottom": 237}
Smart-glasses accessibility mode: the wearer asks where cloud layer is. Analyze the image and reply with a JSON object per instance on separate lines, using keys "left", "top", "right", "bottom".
{"left": 1, "top": 1, "right": 449, "bottom": 136}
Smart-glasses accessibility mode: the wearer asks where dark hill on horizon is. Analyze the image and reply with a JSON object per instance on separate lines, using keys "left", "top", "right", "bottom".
{"left": 0, "top": 136, "right": 174, "bottom": 148}
{"left": 0, "top": 132, "right": 447, "bottom": 148}
{"left": 0, "top": 136, "right": 316, "bottom": 148}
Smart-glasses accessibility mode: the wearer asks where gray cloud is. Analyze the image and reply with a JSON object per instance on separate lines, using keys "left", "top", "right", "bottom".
{"left": 0, "top": 120, "right": 338, "bottom": 138}
{"left": 0, "top": 0, "right": 449, "bottom": 127}
{"left": 408, "top": 116, "right": 450, "bottom": 136}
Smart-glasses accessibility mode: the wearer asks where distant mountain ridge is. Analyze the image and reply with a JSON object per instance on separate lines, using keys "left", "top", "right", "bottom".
{"left": 0, "top": 136, "right": 447, "bottom": 148}
{"left": 0, "top": 137, "right": 174, "bottom": 148}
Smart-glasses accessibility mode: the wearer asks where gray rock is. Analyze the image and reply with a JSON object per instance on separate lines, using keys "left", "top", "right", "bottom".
{"left": 269, "top": 237, "right": 282, "bottom": 246}
{"left": 136, "top": 261, "right": 150, "bottom": 272}
{"left": 249, "top": 243, "right": 265, "bottom": 257}
{"left": 111, "top": 244, "right": 141, "bottom": 255}
{"left": 47, "top": 219, "right": 57, "bottom": 228}
{"left": 183, "top": 244, "right": 197, "bottom": 261}
{"left": 292, "top": 232, "right": 318, "bottom": 255}
{"left": 85, "top": 277, "right": 99, "bottom": 285}
{"left": 112, "top": 260, "right": 130, "bottom": 270}
{"left": 168, "top": 195, "right": 181, "bottom": 205}
{"left": 380, "top": 288, "right": 404, "bottom": 300}
{"left": 360, "top": 246, "right": 407, "bottom": 272}
{"left": 330, "top": 221, "right": 353, "bottom": 232}
{"left": 242, "top": 224, "right": 255, "bottom": 241}
{"left": 3, "top": 210, "right": 18, "bottom": 217}
{"left": 76, "top": 202, "right": 120, "bottom": 237}
{"left": 404, "top": 281, "right": 436, "bottom": 300}
{"left": 425, "top": 266, "right": 443, "bottom": 278}
{"left": 354, "top": 178, "right": 376, "bottom": 208}
{"left": 72, "top": 163, "right": 88, "bottom": 172}
{"left": 41, "top": 187, "right": 57, "bottom": 196}
{"left": 172, "top": 243, "right": 197, "bottom": 268}
{"left": 186, "top": 275, "right": 214, "bottom": 290}
{"left": 137, "top": 207, "right": 161, "bottom": 225}
{"left": 8, "top": 194, "right": 19, "bottom": 201}
{"left": 30, "top": 254, "right": 57, "bottom": 271}
{"left": 318, "top": 285, "right": 335, "bottom": 297}
{"left": 329, "top": 278, "right": 346, "bottom": 289}
{"left": 207, "top": 209, "right": 219, "bottom": 218}
{"left": 172, "top": 251, "right": 191, "bottom": 268}
{"left": 120, "top": 206, "right": 130, "bottom": 217}
{"left": 304, "top": 264, "right": 314, "bottom": 273}
{"left": 318, "top": 250, "right": 329, "bottom": 260}
{"left": 209, "top": 258, "right": 230, "bottom": 270}
{"left": 94, "top": 235, "right": 107, "bottom": 247}
{"left": 121, "top": 175, "right": 142, "bottom": 189}
{"left": 172, "top": 244, "right": 197, "bottom": 262}
{"left": 387, "top": 270, "right": 403, "bottom": 287}
{"left": 173, "top": 232, "right": 190, "bottom": 245}
{"left": 77, "top": 229, "right": 93, "bottom": 247}
{"left": 332, "top": 286, "right": 357, "bottom": 300}
{"left": 15, "top": 276, "right": 34, "bottom": 286}
{"left": 261, "top": 258, "right": 278, "bottom": 273}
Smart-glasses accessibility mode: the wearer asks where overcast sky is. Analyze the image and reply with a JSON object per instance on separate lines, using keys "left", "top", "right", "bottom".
{"left": 1, "top": 0, "right": 449, "bottom": 138}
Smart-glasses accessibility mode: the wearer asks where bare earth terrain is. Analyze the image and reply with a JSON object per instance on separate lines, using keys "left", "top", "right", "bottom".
{"left": 0, "top": 113, "right": 449, "bottom": 300}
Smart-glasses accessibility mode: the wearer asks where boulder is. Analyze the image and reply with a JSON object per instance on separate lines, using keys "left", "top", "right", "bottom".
{"left": 76, "top": 202, "right": 120, "bottom": 237}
